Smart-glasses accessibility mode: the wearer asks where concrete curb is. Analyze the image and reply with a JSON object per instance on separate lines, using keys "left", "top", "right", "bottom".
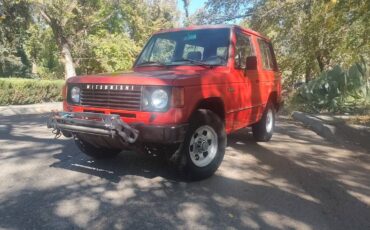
{"left": 291, "top": 111, "right": 337, "bottom": 142}
{"left": 0, "top": 102, "right": 62, "bottom": 116}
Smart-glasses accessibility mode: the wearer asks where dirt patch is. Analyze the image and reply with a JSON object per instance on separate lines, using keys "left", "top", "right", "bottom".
{"left": 346, "top": 115, "right": 370, "bottom": 126}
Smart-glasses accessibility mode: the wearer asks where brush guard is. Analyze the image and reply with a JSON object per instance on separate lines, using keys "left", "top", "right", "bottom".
{"left": 47, "top": 112, "right": 139, "bottom": 144}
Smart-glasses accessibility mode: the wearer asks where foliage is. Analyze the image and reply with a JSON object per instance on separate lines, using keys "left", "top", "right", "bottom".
{"left": 1, "top": 0, "right": 369, "bottom": 113}
{"left": 181, "top": 0, "right": 191, "bottom": 24}
{"left": 188, "top": 0, "right": 370, "bottom": 113}
{"left": 118, "top": 0, "right": 179, "bottom": 46}
{"left": 0, "top": 0, "right": 32, "bottom": 77}
{"left": 190, "top": 0, "right": 254, "bottom": 24}
{"left": 194, "top": 0, "right": 370, "bottom": 87}
{"left": 0, "top": 78, "right": 64, "bottom": 105}
{"left": 30, "top": 0, "right": 120, "bottom": 78}
{"left": 292, "top": 60, "right": 370, "bottom": 113}
{"left": 82, "top": 33, "right": 140, "bottom": 74}
{"left": 73, "top": 0, "right": 178, "bottom": 74}
{"left": 0, "top": 0, "right": 179, "bottom": 79}
{"left": 24, "top": 24, "right": 63, "bottom": 79}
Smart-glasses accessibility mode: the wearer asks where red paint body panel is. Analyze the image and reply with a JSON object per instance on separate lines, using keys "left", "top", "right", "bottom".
{"left": 64, "top": 25, "right": 282, "bottom": 135}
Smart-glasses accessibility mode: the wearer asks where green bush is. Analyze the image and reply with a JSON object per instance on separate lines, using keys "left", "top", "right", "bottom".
{"left": 292, "top": 59, "right": 370, "bottom": 113}
{"left": 0, "top": 78, "right": 64, "bottom": 106}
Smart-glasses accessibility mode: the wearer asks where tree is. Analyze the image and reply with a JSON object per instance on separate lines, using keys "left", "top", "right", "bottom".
{"left": 119, "top": 0, "right": 179, "bottom": 45}
{"left": 0, "top": 1, "right": 4, "bottom": 19}
{"left": 0, "top": 0, "right": 31, "bottom": 76}
{"left": 195, "top": 0, "right": 370, "bottom": 86}
{"left": 77, "top": 0, "right": 179, "bottom": 74}
{"left": 182, "top": 0, "right": 190, "bottom": 20}
{"left": 27, "top": 0, "right": 179, "bottom": 79}
{"left": 1, "top": 0, "right": 178, "bottom": 78}
{"left": 24, "top": 24, "right": 62, "bottom": 79}
{"left": 30, "top": 0, "right": 111, "bottom": 79}
{"left": 192, "top": 0, "right": 255, "bottom": 24}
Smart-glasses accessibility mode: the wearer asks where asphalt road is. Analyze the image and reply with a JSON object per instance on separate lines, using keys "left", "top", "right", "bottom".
{"left": 0, "top": 114, "right": 369, "bottom": 230}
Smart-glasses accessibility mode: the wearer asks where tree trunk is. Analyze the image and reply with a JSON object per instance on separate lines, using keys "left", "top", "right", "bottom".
{"left": 31, "top": 61, "right": 37, "bottom": 76}
{"left": 61, "top": 42, "right": 76, "bottom": 79}
{"left": 305, "top": 62, "right": 312, "bottom": 83}
{"left": 39, "top": 9, "right": 76, "bottom": 79}
{"left": 316, "top": 54, "right": 324, "bottom": 72}
{"left": 182, "top": 0, "right": 189, "bottom": 19}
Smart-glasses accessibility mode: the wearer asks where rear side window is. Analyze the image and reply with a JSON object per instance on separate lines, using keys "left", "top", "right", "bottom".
{"left": 183, "top": 44, "right": 204, "bottom": 60}
{"left": 258, "top": 39, "right": 276, "bottom": 70}
{"left": 217, "top": 47, "right": 228, "bottom": 60}
{"left": 235, "top": 32, "right": 254, "bottom": 69}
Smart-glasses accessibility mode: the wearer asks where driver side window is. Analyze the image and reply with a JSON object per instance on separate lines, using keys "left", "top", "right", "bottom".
{"left": 234, "top": 32, "right": 253, "bottom": 69}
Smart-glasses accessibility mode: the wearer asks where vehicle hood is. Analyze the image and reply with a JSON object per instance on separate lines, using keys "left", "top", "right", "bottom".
{"left": 68, "top": 67, "right": 227, "bottom": 86}
{"left": 67, "top": 69, "right": 204, "bottom": 86}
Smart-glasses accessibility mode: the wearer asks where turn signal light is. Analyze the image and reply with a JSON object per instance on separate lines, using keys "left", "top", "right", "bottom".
{"left": 172, "top": 87, "right": 184, "bottom": 108}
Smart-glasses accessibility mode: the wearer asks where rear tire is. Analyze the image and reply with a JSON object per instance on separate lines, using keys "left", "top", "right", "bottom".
{"left": 252, "top": 102, "right": 275, "bottom": 142}
{"left": 180, "top": 109, "right": 226, "bottom": 180}
{"left": 75, "top": 138, "right": 121, "bottom": 159}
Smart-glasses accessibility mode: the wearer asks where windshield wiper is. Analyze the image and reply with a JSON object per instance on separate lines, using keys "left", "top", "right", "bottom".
{"left": 172, "top": 58, "right": 213, "bottom": 68}
{"left": 137, "top": 61, "right": 166, "bottom": 66}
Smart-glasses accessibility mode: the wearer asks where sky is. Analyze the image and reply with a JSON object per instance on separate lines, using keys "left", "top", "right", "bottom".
{"left": 177, "top": 0, "right": 207, "bottom": 15}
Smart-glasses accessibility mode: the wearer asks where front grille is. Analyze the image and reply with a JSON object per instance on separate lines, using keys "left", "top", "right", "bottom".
{"left": 80, "top": 84, "right": 142, "bottom": 111}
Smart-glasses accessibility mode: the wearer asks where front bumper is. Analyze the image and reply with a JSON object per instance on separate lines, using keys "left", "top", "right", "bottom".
{"left": 47, "top": 112, "right": 187, "bottom": 146}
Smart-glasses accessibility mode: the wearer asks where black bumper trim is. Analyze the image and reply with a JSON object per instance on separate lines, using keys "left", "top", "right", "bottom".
{"left": 133, "top": 123, "right": 188, "bottom": 144}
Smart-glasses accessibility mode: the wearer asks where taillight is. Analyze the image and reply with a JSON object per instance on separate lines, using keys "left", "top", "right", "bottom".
{"left": 171, "top": 87, "right": 184, "bottom": 108}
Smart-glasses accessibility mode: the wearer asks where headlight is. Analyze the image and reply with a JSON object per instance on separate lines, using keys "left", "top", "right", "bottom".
{"left": 71, "top": 86, "right": 80, "bottom": 103}
{"left": 151, "top": 89, "right": 168, "bottom": 109}
{"left": 142, "top": 87, "right": 170, "bottom": 111}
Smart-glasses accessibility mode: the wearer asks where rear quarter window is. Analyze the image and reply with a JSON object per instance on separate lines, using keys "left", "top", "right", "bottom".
{"left": 258, "top": 39, "right": 277, "bottom": 70}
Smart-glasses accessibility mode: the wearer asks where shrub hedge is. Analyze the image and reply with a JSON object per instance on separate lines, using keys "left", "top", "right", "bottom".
{"left": 0, "top": 78, "right": 64, "bottom": 106}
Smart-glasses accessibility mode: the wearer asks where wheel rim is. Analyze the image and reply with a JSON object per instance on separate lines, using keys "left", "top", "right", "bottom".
{"left": 189, "top": 125, "right": 218, "bottom": 167}
{"left": 266, "top": 109, "right": 274, "bottom": 133}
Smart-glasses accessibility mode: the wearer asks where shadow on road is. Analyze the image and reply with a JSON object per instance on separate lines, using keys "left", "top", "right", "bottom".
{"left": 51, "top": 147, "right": 182, "bottom": 183}
{"left": 228, "top": 126, "right": 370, "bottom": 230}
{"left": 1, "top": 114, "right": 370, "bottom": 229}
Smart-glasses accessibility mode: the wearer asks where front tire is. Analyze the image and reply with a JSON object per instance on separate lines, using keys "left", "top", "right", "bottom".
{"left": 75, "top": 138, "right": 121, "bottom": 159}
{"left": 180, "top": 109, "right": 226, "bottom": 180}
{"left": 252, "top": 102, "right": 275, "bottom": 142}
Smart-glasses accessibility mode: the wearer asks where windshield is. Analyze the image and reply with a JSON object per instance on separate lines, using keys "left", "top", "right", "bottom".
{"left": 135, "top": 28, "right": 230, "bottom": 67}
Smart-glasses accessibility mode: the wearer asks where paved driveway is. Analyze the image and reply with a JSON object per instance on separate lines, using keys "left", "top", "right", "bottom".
{"left": 0, "top": 114, "right": 369, "bottom": 230}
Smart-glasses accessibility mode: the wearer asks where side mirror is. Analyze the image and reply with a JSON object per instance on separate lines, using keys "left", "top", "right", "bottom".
{"left": 245, "top": 56, "right": 257, "bottom": 70}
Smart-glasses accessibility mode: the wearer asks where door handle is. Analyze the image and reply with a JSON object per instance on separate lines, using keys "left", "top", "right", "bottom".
{"left": 228, "top": 87, "right": 235, "bottom": 93}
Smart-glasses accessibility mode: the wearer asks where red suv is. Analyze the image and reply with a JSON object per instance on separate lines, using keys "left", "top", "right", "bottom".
{"left": 48, "top": 25, "right": 282, "bottom": 180}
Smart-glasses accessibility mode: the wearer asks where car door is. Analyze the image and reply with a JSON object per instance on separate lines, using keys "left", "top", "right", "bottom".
{"left": 232, "top": 31, "right": 257, "bottom": 129}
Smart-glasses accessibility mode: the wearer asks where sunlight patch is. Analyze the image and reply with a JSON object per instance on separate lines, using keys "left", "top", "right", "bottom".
{"left": 260, "top": 211, "right": 312, "bottom": 230}
{"left": 55, "top": 197, "right": 99, "bottom": 227}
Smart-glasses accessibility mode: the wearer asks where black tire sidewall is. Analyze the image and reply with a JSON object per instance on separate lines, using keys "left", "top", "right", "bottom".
{"left": 264, "top": 103, "right": 275, "bottom": 135}
{"left": 252, "top": 102, "right": 275, "bottom": 142}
